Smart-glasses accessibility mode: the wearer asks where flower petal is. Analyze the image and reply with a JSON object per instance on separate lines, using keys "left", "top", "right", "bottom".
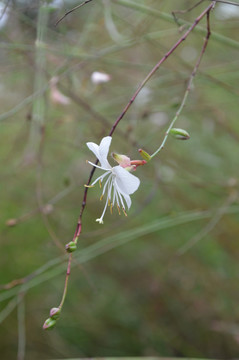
{"left": 113, "top": 166, "right": 140, "bottom": 195}
{"left": 98, "top": 136, "right": 112, "bottom": 168}
{"left": 86, "top": 136, "right": 112, "bottom": 169}
{"left": 121, "top": 193, "right": 132, "bottom": 209}
{"left": 86, "top": 141, "right": 100, "bottom": 158}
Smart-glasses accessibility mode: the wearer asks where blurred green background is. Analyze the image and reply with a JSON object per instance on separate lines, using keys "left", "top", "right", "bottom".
{"left": 1, "top": 0, "right": 239, "bottom": 359}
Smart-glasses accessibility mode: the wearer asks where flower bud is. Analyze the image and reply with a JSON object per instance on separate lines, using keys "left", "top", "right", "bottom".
{"left": 169, "top": 128, "right": 190, "bottom": 140}
{"left": 65, "top": 241, "right": 77, "bottom": 253}
{"left": 91, "top": 71, "right": 111, "bottom": 84}
{"left": 43, "top": 317, "right": 56, "bottom": 330}
{"left": 50, "top": 307, "right": 61, "bottom": 320}
{"left": 6, "top": 218, "right": 18, "bottom": 227}
{"left": 138, "top": 149, "right": 151, "bottom": 161}
{"left": 112, "top": 153, "right": 131, "bottom": 168}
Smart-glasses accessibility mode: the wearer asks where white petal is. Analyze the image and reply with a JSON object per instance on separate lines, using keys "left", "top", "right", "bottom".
{"left": 121, "top": 193, "right": 132, "bottom": 209}
{"left": 98, "top": 136, "right": 112, "bottom": 168}
{"left": 113, "top": 166, "right": 140, "bottom": 195}
{"left": 86, "top": 136, "right": 112, "bottom": 169}
{"left": 86, "top": 141, "right": 100, "bottom": 159}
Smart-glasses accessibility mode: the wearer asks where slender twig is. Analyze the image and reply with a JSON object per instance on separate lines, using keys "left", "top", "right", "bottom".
{"left": 209, "top": 0, "right": 239, "bottom": 5}
{"left": 115, "top": 0, "right": 239, "bottom": 49}
{"left": 58, "top": 254, "right": 73, "bottom": 309}
{"left": 60, "top": 86, "right": 141, "bottom": 148}
{"left": 17, "top": 293, "right": 26, "bottom": 360}
{"left": 24, "top": 3, "right": 49, "bottom": 160}
{"left": 0, "top": 297, "right": 18, "bottom": 323}
{"left": 109, "top": 2, "right": 214, "bottom": 137}
{"left": 177, "top": 190, "right": 238, "bottom": 255}
{"left": 55, "top": 1, "right": 216, "bottom": 317}
{"left": 55, "top": 0, "right": 94, "bottom": 26}
{"left": 172, "top": 0, "right": 205, "bottom": 26}
{"left": 3, "top": 207, "right": 239, "bottom": 305}
{"left": 150, "top": 8, "right": 212, "bottom": 159}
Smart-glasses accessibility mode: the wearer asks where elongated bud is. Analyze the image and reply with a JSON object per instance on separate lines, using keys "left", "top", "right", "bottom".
{"left": 169, "top": 128, "right": 190, "bottom": 140}
{"left": 43, "top": 317, "right": 56, "bottom": 330}
{"left": 65, "top": 241, "right": 77, "bottom": 253}
{"left": 50, "top": 307, "right": 61, "bottom": 320}
{"left": 112, "top": 153, "right": 131, "bottom": 168}
{"left": 138, "top": 149, "right": 151, "bottom": 161}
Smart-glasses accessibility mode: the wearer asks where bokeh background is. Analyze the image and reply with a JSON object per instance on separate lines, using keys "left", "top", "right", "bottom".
{"left": 1, "top": 0, "right": 239, "bottom": 359}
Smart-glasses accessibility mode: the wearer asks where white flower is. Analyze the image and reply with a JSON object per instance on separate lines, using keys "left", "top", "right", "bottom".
{"left": 91, "top": 71, "right": 111, "bottom": 84}
{"left": 86, "top": 136, "right": 140, "bottom": 224}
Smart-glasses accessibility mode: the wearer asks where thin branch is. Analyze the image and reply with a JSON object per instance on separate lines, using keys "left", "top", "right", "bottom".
{"left": 172, "top": 0, "right": 205, "bottom": 26}
{"left": 177, "top": 191, "right": 238, "bottom": 255}
{"left": 151, "top": 7, "right": 212, "bottom": 158}
{"left": 55, "top": 0, "right": 94, "bottom": 26}
{"left": 209, "top": 0, "right": 239, "bottom": 6}
{"left": 53, "top": 1, "right": 216, "bottom": 320}
{"left": 61, "top": 86, "right": 141, "bottom": 148}
{"left": 17, "top": 293, "right": 26, "bottom": 360}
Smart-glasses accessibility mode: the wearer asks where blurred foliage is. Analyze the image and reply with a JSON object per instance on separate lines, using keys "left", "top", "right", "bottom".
{"left": 0, "top": 0, "right": 239, "bottom": 359}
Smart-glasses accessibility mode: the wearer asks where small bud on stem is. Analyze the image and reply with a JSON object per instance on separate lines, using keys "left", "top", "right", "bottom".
{"left": 138, "top": 149, "right": 151, "bottom": 161}
{"left": 43, "top": 318, "right": 56, "bottom": 330}
{"left": 169, "top": 128, "right": 190, "bottom": 140}
{"left": 65, "top": 241, "right": 77, "bottom": 253}
{"left": 50, "top": 307, "right": 61, "bottom": 320}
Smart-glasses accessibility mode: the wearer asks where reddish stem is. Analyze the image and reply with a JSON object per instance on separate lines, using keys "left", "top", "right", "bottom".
{"left": 57, "top": 1, "right": 215, "bottom": 313}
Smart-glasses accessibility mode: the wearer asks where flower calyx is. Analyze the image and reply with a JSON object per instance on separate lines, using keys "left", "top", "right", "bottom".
{"left": 112, "top": 152, "right": 147, "bottom": 171}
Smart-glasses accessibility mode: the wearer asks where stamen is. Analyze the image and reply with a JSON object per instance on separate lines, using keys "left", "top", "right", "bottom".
{"left": 100, "top": 194, "right": 103, "bottom": 201}
{"left": 110, "top": 204, "right": 113, "bottom": 214}
{"left": 122, "top": 208, "right": 127, "bottom": 217}
{"left": 108, "top": 198, "right": 111, "bottom": 206}
{"left": 117, "top": 204, "right": 121, "bottom": 215}
{"left": 117, "top": 190, "right": 126, "bottom": 210}
{"left": 91, "top": 170, "right": 111, "bottom": 187}
{"left": 87, "top": 160, "right": 110, "bottom": 171}
{"left": 99, "top": 179, "right": 102, "bottom": 188}
{"left": 96, "top": 218, "right": 104, "bottom": 224}
{"left": 101, "top": 173, "right": 112, "bottom": 197}
{"left": 97, "top": 195, "right": 109, "bottom": 224}
{"left": 84, "top": 184, "right": 95, "bottom": 188}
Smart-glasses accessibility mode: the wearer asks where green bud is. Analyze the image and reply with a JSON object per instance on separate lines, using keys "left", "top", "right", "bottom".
{"left": 65, "top": 241, "right": 77, "bottom": 253}
{"left": 50, "top": 307, "right": 61, "bottom": 320}
{"left": 169, "top": 128, "right": 190, "bottom": 140}
{"left": 138, "top": 149, "right": 151, "bottom": 161}
{"left": 43, "top": 317, "right": 56, "bottom": 330}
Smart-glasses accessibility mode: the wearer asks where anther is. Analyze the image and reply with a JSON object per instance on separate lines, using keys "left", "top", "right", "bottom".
{"left": 122, "top": 208, "right": 127, "bottom": 217}
{"left": 117, "top": 205, "right": 121, "bottom": 215}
